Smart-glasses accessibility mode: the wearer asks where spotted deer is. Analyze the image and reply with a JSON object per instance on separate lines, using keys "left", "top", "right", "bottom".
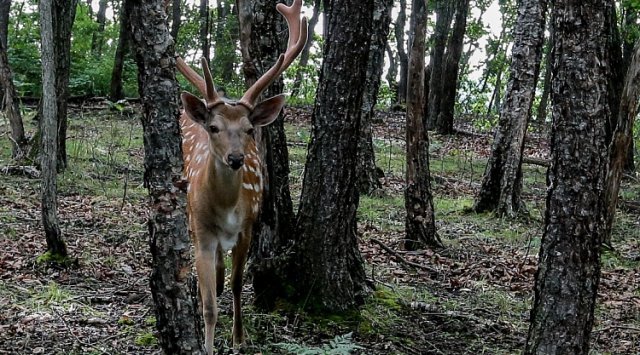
{"left": 176, "top": 0, "right": 307, "bottom": 352}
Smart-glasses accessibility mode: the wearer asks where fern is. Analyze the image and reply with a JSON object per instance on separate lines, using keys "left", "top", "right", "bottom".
{"left": 275, "top": 332, "right": 363, "bottom": 355}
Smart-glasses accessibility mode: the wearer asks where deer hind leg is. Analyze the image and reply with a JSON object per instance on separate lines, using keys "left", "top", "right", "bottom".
{"left": 195, "top": 239, "right": 219, "bottom": 355}
{"left": 215, "top": 244, "right": 225, "bottom": 296}
{"left": 231, "top": 229, "right": 251, "bottom": 347}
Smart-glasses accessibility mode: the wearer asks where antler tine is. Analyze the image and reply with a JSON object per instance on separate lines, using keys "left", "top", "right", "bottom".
{"left": 239, "top": 0, "right": 308, "bottom": 110}
{"left": 176, "top": 56, "right": 206, "bottom": 96}
{"left": 200, "top": 58, "right": 224, "bottom": 108}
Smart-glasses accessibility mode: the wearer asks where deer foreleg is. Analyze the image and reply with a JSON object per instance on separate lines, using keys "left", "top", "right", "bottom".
{"left": 195, "top": 240, "right": 219, "bottom": 355}
{"left": 230, "top": 230, "right": 251, "bottom": 347}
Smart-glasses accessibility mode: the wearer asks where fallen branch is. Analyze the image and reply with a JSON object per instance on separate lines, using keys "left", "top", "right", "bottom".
{"left": 370, "top": 238, "right": 438, "bottom": 274}
{"left": 522, "top": 157, "right": 550, "bottom": 167}
{"left": 1, "top": 165, "right": 40, "bottom": 178}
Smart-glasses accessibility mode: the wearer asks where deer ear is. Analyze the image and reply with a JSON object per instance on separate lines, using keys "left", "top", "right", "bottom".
{"left": 250, "top": 95, "right": 286, "bottom": 127}
{"left": 181, "top": 92, "right": 208, "bottom": 125}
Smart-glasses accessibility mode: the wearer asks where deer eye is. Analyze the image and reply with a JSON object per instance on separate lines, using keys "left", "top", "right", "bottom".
{"left": 209, "top": 126, "right": 220, "bottom": 134}
{"left": 246, "top": 128, "right": 255, "bottom": 137}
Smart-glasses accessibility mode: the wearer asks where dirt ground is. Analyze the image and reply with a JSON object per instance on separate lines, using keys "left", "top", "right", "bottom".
{"left": 1, "top": 105, "right": 638, "bottom": 354}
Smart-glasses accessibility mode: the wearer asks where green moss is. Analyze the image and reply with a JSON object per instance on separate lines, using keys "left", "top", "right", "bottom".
{"left": 36, "top": 251, "right": 76, "bottom": 267}
{"left": 134, "top": 332, "right": 157, "bottom": 346}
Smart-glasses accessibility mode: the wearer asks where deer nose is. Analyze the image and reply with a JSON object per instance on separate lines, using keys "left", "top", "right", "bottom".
{"left": 227, "top": 153, "right": 244, "bottom": 170}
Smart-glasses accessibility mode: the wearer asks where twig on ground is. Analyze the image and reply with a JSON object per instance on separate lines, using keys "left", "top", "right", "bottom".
{"left": 370, "top": 238, "right": 438, "bottom": 274}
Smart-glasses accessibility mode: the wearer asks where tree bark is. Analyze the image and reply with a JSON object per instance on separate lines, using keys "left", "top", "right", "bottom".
{"left": 604, "top": 40, "right": 640, "bottom": 243}
{"left": 91, "top": 0, "right": 108, "bottom": 57}
{"left": 291, "top": 0, "right": 321, "bottom": 99}
{"left": 170, "top": 0, "right": 181, "bottom": 41}
{"left": 395, "top": 0, "right": 408, "bottom": 104}
{"left": 129, "top": 0, "right": 203, "bottom": 352}
{"left": 404, "top": 0, "right": 441, "bottom": 251}
{"left": 290, "top": 0, "right": 372, "bottom": 311}
{"left": 0, "top": 0, "right": 9, "bottom": 48}
{"left": 236, "top": 0, "right": 295, "bottom": 310}
{"left": 199, "top": 0, "right": 210, "bottom": 64}
{"left": 535, "top": 23, "right": 553, "bottom": 125}
{"left": 435, "top": 0, "right": 469, "bottom": 134}
{"left": 426, "top": 0, "right": 454, "bottom": 130}
{"left": 39, "top": 0, "right": 67, "bottom": 258}
{"left": 110, "top": 0, "right": 132, "bottom": 100}
{"left": 51, "top": 0, "right": 78, "bottom": 171}
{"left": 474, "top": 0, "right": 548, "bottom": 217}
{"left": 358, "top": 0, "right": 392, "bottom": 195}
{"left": 0, "top": 27, "right": 26, "bottom": 160}
{"left": 525, "top": 1, "right": 613, "bottom": 353}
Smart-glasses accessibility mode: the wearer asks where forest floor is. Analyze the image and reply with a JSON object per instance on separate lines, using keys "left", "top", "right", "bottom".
{"left": 1, "top": 103, "right": 639, "bottom": 354}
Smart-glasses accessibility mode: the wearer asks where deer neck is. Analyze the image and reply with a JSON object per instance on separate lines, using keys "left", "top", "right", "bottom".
{"left": 202, "top": 153, "right": 243, "bottom": 210}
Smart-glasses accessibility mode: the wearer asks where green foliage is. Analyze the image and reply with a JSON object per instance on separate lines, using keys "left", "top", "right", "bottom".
{"left": 275, "top": 332, "right": 362, "bottom": 355}
{"left": 134, "top": 332, "right": 158, "bottom": 346}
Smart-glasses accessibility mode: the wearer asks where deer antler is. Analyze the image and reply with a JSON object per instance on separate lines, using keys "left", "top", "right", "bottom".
{"left": 176, "top": 57, "right": 225, "bottom": 108}
{"left": 238, "top": 0, "right": 308, "bottom": 110}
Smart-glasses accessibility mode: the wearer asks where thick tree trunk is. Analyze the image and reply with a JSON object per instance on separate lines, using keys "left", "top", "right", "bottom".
{"left": 525, "top": 1, "right": 613, "bottom": 353}
{"left": 291, "top": 0, "right": 321, "bottom": 99}
{"left": 110, "top": 0, "right": 131, "bottom": 101}
{"left": 129, "top": 0, "right": 203, "bottom": 352}
{"left": 290, "top": 0, "right": 372, "bottom": 311}
{"left": 236, "top": 0, "right": 295, "bottom": 310}
{"left": 405, "top": 0, "right": 441, "bottom": 250}
{"left": 474, "top": 0, "right": 547, "bottom": 217}
{"left": 358, "top": 0, "right": 392, "bottom": 195}
{"left": 426, "top": 0, "right": 454, "bottom": 130}
{"left": 51, "top": 0, "right": 77, "bottom": 171}
{"left": 39, "top": 0, "right": 67, "bottom": 258}
{"left": 395, "top": 0, "right": 408, "bottom": 104}
{"left": 91, "top": 0, "right": 108, "bottom": 57}
{"left": 435, "top": 0, "right": 469, "bottom": 134}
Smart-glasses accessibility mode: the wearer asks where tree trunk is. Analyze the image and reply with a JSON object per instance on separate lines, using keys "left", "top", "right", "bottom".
{"left": 39, "top": 0, "right": 67, "bottom": 258}
{"left": 395, "top": 0, "right": 408, "bottom": 104}
{"left": 426, "top": 0, "right": 454, "bottom": 130}
{"left": 91, "top": 0, "right": 108, "bottom": 57}
{"left": 405, "top": 0, "right": 441, "bottom": 251}
{"left": 474, "top": 0, "right": 547, "bottom": 217}
{"left": 236, "top": 0, "right": 295, "bottom": 310}
{"left": 291, "top": 0, "right": 321, "bottom": 99}
{"left": 435, "top": 0, "right": 469, "bottom": 134}
{"left": 535, "top": 25, "right": 553, "bottom": 125}
{"left": 290, "top": 0, "right": 372, "bottom": 311}
{"left": 0, "top": 0, "right": 8, "bottom": 104}
{"left": 604, "top": 40, "right": 640, "bottom": 243}
{"left": 385, "top": 42, "right": 399, "bottom": 104}
{"left": 525, "top": 1, "right": 613, "bottom": 353}
{"left": 110, "top": 0, "right": 131, "bottom": 101}
{"left": 358, "top": 0, "right": 392, "bottom": 195}
{"left": 199, "top": 0, "right": 210, "bottom": 64}
{"left": 0, "top": 28, "right": 26, "bottom": 160}
{"left": 212, "top": 1, "right": 236, "bottom": 83}
{"left": 51, "top": 0, "right": 77, "bottom": 171}
{"left": 170, "top": 0, "right": 181, "bottom": 41}
{"left": 129, "top": 0, "right": 203, "bottom": 352}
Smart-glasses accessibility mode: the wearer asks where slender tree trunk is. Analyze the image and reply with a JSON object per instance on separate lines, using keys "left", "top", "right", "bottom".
{"left": 91, "top": 0, "right": 108, "bottom": 57}
{"left": 289, "top": 0, "right": 373, "bottom": 311}
{"left": 535, "top": 25, "right": 553, "bottom": 125}
{"left": 51, "top": 0, "right": 78, "bottom": 171}
{"left": 212, "top": 1, "right": 236, "bottom": 83}
{"left": 0, "top": 30, "right": 26, "bottom": 160}
{"left": 395, "top": 0, "right": 408, "bottom": 104}
{"left": 170, "top": 0, "right": 181, "bottom": 41}
{"left": 386, "top": 42, "right": 399, "bottom": 104}
{"left": 199, "top": 0, "right": 210, "bottom": 64}
{"left": 405, "top": 0, "right": 441, "bottom": 250}
{"left": 0, "top": 0, "right": 9, "bottom": 49}
{"left": 291, "top": 0, "right": 321, "bottom": 99}
{"left": 525, "top": 1, "right": 613, "bottom": 353}
{"left": 435, "top": 0, "right": 469, "bottom": 134}
{"left": 39, "top": 0, "right": 67, "bottom": 258}
{"left": 129, "top": 0, "right": 203, "bottom": 352}
{"left": 426, "top": 0, "right": 454, "bottom": 129}
{"left": 236, "top": 0, "right": 295, "bottom": 310}
{"left": 110, "top": 0, "right": 131, "bottom": 100}
{"left": 474, "top": 0, "right": 548, "bottom": 217}
{"left": 604, "top": 40, "right": 640, "bottom": 242}
{"left": 358, "top": 0, "right": 392, "bottom": 195}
